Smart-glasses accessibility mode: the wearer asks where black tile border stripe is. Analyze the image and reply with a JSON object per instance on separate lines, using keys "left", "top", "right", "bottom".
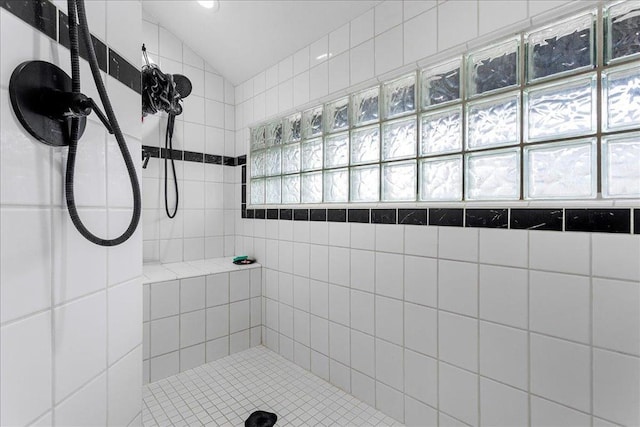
{"left": 371, "top": 209, "right": 396, "bottom": 224}
{"left": 1, "top": 0, "right": 142, "bottom": 95}
{"left": 398, "top": 209, "right": 427, "bottom": 225}
{"left": 466, "top": 209, "right": 508, "bottom": 229}
{"left": 293, "top": 209, "right": 309, "bottom": 221}
{"left": 1, "top": 0, "right": 57, "bottom": 40}
{"left": 566, "top": 209, "right": 631, "bottom": 233}
{"left": 238, "top": 206, "right": 638, "bottom": 235}
{"left": 510, "top": 209, "right": 563, "bottom": 231}
{"left": 58, "top": 11, "right": 108, "bottom": 73}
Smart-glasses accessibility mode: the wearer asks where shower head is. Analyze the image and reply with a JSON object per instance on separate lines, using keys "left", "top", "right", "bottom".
{"left": 173, "top": 74, "right": 192, "bottom": 99}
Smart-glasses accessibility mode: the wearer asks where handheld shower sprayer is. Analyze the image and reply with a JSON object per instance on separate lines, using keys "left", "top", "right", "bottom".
{"left": 8, "top": 0, "right": 141, "bottom": 246}
{"left": 141, "top": 45, "right": 192, "bottom": 219}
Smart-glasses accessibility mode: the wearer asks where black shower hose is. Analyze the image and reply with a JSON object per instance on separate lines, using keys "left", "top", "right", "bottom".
{"left": 66, "top": 0, "right": 141, "bottom": 246}
{"left": 164, "top": 113, "right": 179, "bottom": 218}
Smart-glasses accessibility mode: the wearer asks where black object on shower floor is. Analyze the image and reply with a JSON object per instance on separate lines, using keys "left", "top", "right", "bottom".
{"left": 245, "top": 410, "right": 277, "bottom": 427}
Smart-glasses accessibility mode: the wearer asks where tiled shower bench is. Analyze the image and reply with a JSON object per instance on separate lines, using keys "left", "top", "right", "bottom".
{"left": 142, "top": 258, "right": 262, "bottom": 383}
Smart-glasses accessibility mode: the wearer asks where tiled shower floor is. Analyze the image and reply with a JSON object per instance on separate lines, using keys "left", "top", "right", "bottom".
{"left": 142, "top": 346, "right": 402, "bottom": 427}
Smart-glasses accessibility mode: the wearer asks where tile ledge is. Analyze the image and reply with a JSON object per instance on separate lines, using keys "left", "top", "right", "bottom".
{"left": 142, "top": 257, "right": 261, "bottom": 284}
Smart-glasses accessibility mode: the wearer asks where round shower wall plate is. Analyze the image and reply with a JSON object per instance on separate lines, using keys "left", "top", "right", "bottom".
{"left": 9, "top": 60, "right": 86, "bottom": 147}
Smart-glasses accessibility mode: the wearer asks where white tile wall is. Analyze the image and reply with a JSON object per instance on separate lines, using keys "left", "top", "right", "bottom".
{"left": 241, "top": 220, "right": 640, "bottom": 425}
{"left": 142, "top": 268, "right": 261, "bottom": 382}
{"left": 141, "top": 19, "right": 235, "bottom": 263}
{"left": 226, "top": 0, "right": 639, "bottom": 424}
{"left": 0, "top": 2, "right": 142, "bottom": 425}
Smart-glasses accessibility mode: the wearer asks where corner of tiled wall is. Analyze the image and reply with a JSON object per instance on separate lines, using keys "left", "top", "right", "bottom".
{"left": 142, "top": 267, "right": 262, "bottom": 382}
{"left": 140, "top": 18, "right": 237, "bottom": 263}
{"left": 230, "top": 0, "right": 640, "bottom": 425}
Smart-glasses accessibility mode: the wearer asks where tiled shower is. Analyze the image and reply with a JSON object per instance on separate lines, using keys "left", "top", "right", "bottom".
{"left": 1, "top": 1, "right": 639, "bottom": 427}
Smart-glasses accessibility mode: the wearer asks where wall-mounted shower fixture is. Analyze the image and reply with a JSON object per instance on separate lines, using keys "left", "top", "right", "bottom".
{"left": 8, "top": 0, "right": 141, "bottom": 246}
{"left": 141, "top": 45, "right": 192, "bottom": 219}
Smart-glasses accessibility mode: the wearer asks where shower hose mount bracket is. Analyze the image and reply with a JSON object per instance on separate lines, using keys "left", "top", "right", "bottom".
{"left": 8, "top": 60, "right": 96, "bottom": 147}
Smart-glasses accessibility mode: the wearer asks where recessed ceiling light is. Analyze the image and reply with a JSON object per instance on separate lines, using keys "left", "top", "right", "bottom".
{"left": 197, "top": 1, "right": 218, "bottom": 10}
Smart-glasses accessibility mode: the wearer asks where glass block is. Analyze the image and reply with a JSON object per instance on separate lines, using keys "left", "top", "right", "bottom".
{"left": 251, "top": 150, "right": 266, "bottom": 178}
{"left": 467, "top": 94, "right": 519, "bottom": 150}
{"left": 281, "top": 143, "right": 301, "bottom": 174}
{"left": 602, "top": 133, "right": 640, "bottom": 198}
{"left": 421, "top": 58, "right": 461, "bottom": 109}
{"left": 352, "top": 86, "right": 379, "bottom": 126}
{"left": 526, "top": 13, "right": 594, "bottom": 81}
{"left": 382, "top": 117, "right": 417, "bottom": 161}
{"left": 251, "top": 179, "right": 265, "bottom": 205}
{"left": 382, "top": 161, "right": 417, "bottom": 202}
{"left": 301, "top": 138, "right": 323, "bottom": 171}
{"left": 420, "top": 107, "right": 462, "bottom": 155}
{"left": 525, "top": 139, "right": 596, "bottom": 199}
{"left": 466, "top": 149, "right": 520, "bottom": 200}
{"left": 606, "top": 1, "right": 640, "bottom": 63}
{"left": 350, "top": 165, "right": 379, "bottom": 202}
{"left": 383, "top": 73, "right": 416, "bottom": 119}
{"left": 265, "top": 147, "right": 282, "bottom": 176}
{"left": 266, "top": 120, "right": 283, "bottom": 146}
{"left": 419, "top": 156, "right": 462, "bottom": 201}
{"left": 323, "top": 168, "right": 349, "bottom": 203}
{"left": 284, "top": 112, "right": 302, "bottom": 142}
{"left": 603, "top": 63, "right": 640, "bottom": 131}
{"left": 525, "top": 75, "right": 596, "bottom": 141}
{"left": 265, "top": 176, "right": 282, "bottom": 204}
{"left": 351, "top": 125, "right": 380, "bottom": 165}
{"left": 251, "top": 125, "right": 266, "bottom": 150}
{"left": 467, "top": 38, "right": 519, "bottom": 97}
{"left": 325, "top": 97, "right": 350, "bottom": 133}
{"left": 281, "top": 174, "right": 301, "bottom": 204}
{"left": 324, "top": 132, "right": 349, "bottom": 169}
{"left": 303, "top": 106, "right": 323, "bottom": 138}
{"left": 302, "top": 172, "right": 323, "bottom": 203}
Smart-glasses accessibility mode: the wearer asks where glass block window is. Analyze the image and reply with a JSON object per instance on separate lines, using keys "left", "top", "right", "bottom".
{"left": 467, "top": 38, "right": 519, "bottom": 96}
{"left": 284, "top": 113, "right": 302, "bottom": 143}
{"left": 325, "top": 97, "right": 350, "bottom": 133}
{"left": 420, "top": 107, "right": 462, "bottom": 155}
{"left": 467, "top": 93, "right": 519, "bottom": 150}
{"left": 525, "top": 139, "right": 597, "bottom": 199}
{"left": 302, "top": 172, "right": 322, "bottom": 203}
{"left": 382, "top": 117, "right": 417, "bottom": 161}
{"left": 352, "top": 86, "right": 380, "bottom": 126}
{"left": 250, "top": 4, "right": 640, "bottom": 204}
{"left": 466, "top": 149, "right": 520, "bottom": 200}
{"left": 324, "top": 168, "right": 349, "bottom": 203}
{"left": 351, "top": 125, "right": 380, "bottom": 165}
{"left": 265, "top": 147, "right": 282, "bottom": 176}
{"left": 265, "top": 176, "right": 282, "bottom": 204}
{"left": 602, "top": 133, "right": 640, "bottom": 198}
{"left": 419, "top": 156, "right": 462, "bottom": 201}
{"left": 383, "top": 73, "right": 416, "bottom": 119}
{"left": 324, "top": 132, "right": 349, "bottom": 168}
{"left": 421, "top": 58, "right": 461, "bottom": 109}
{"left": 301, "top": 138, "right": 323, "bottom": 171}
{"left": 603, "top": 62, "right": 640, "bottom": 131}
{"left": 605, "top": 1, "right": 640, "bottom": 63}
{"left": 526, "top": 12, "right": 595, "bottom": 82}
{"left": 382, "top": 161, "right": 417, "bottom": 201}
{"left": 525, "top": 75, "right": 596, "bottom": 142}
{"left": 282, "top": 174, "right": 300, "bottom": 204}
{"left": 351, "top": 165, "right": 379, "bottom": 202}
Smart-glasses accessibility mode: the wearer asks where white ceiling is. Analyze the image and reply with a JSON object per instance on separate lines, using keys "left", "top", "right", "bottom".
{"left": 142, "top": 0, "right": 380, "bottom": 86}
